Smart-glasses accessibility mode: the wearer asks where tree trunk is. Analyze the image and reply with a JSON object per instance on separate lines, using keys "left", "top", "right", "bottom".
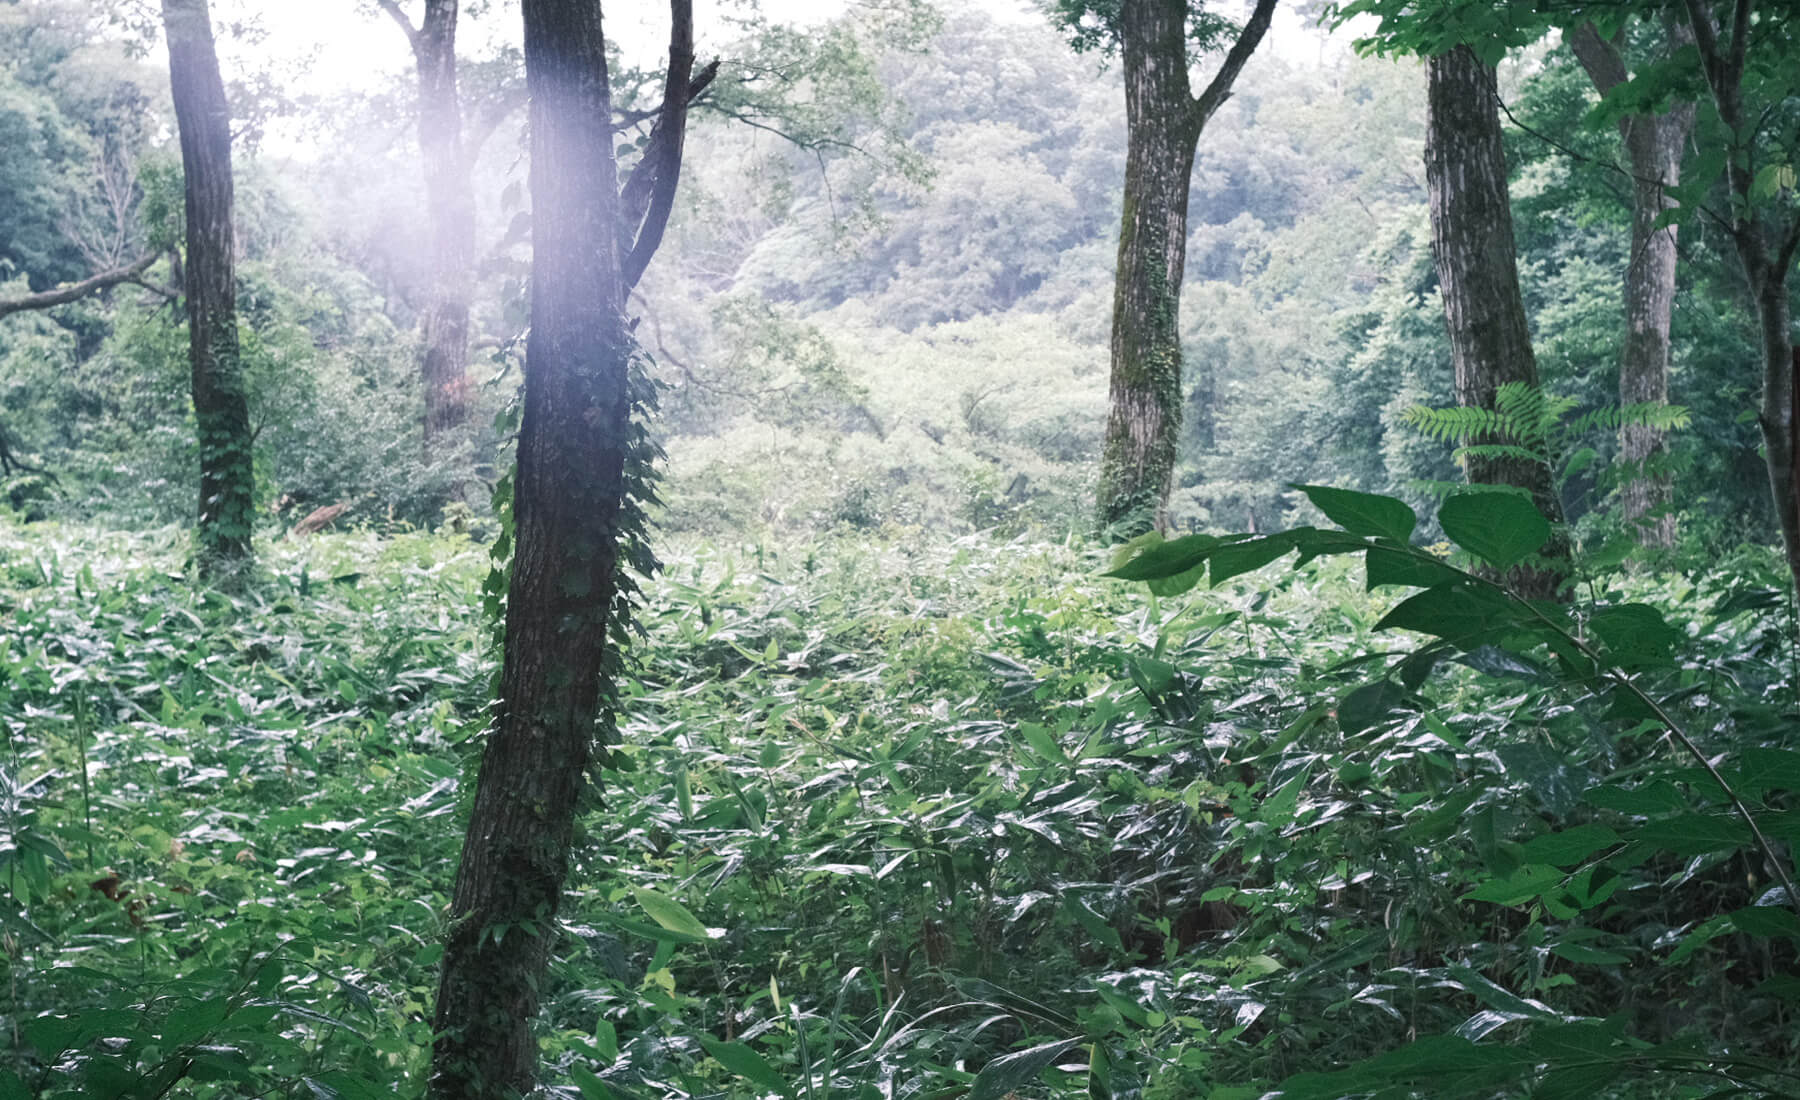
{"left": 162, "top": 0, "right": 253, "bottom": 569}
{"left": 1569, "top": 22, "right": 1694, "bottom": 549}
{"left": 427, "top": 1, "right": 694, "bottom": 1096}
{"left": 1095, "top": 0, "right": 1198, "bottom": 536}
{"left": 1094, "top": 0, "right": 1274, "bottom": 536}
{"left": 1424, "top": 44, "right": 1568, "bottom": 598}
{"left": 413, "top": 0, "right": 478, "bottom": 444}
{"left": 1675, "top": 0, "right": 1800, "bottom": 593}
{"left": 1750, "top": 265, "right": 1798, "bottom": 585}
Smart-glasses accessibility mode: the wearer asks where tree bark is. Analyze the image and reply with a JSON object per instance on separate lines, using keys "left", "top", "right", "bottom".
{"left": 1677, "top": 0, "right": 1800, "bottom": 593}
{"left": 1569, "top": 21, "right": 1694, "bottom": 549}
{"left": 0, "top": 253, "right": 155, "bottom": 319}
{"left": 381, "top": 0, "right": 479, "bottom": 445}
{"left": 162, "top": 0, "right": 253, "bottom": 568}
{"left": 427, "top": 1, "right": 694, "bottom": 1096}
{"left": 1424, "top": 44, "right": 1568, "bottom": 599}
{"left": 1095, "top": 0, "right": 1275, "bottom": 536}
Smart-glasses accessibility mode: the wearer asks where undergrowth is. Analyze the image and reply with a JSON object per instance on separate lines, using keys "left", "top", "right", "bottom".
{"left": 0, "top": 513, "right": 1795, "bottom": 1097}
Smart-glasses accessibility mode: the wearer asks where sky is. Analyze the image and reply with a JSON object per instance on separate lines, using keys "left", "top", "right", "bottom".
{"left": 216, "top": 0, "right": 1043, "bottom": 102}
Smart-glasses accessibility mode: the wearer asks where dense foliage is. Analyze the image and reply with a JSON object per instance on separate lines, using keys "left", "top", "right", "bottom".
{"left": 2, "top": 0, "right": 1798, "bottom": 1095}
{"left": 2, "top": 504, "right": 1797, "bottom": 1096}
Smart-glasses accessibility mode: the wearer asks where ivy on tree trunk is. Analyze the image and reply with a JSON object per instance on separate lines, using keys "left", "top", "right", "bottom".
{"left": 162, "top": 0, "right": 253, "bottom": 569}
{"left": 1424, "top": 44, "right": 1568, "bottom": 599}
{"left": 1092, "top": 0, "right": 1275, "bottom": 536}
{"left": 427, "top": 1, "right": 695, "bottom": 1096}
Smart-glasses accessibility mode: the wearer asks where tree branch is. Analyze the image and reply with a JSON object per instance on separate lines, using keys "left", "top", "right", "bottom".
{"left": 375, "top": 0, "right": 419, "bottom": 47}
{"left": 1567, "top": 21, "right": 1628, "bottom": 99}
{"left": 620, "top": 1, "right": 710, "bottom": 292}
{"left": 0, "top": 254, "right": 157, "bottom": 320}
{"left": 1193, "top": 0, "right": 1279, "bottom": 125}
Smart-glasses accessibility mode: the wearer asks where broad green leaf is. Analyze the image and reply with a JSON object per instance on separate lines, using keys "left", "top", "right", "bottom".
{"left": 1739, "top": 748, "right": 1800, "bottom": 794}
{"left": 1337, "top": 680, "right": 1408, "bottom": 735}
{"left": 1730, "top": 906, "right": 1800, "bottom": 939}
{"left": 1366, "top": 546, "right": 1460, "bottom": 590}
{"left": 1495, "top": 743, "right": 1590, "bottom": 817}
{"left": 1535, "top": 1063, "right": 1623, "bottom": 1099}
{"left": 1588, "top": 604, "right": 1681, "bottom": 669}
{"left": 1296, "top": 484, "right": 1416, "bottom": 541}
{"left": 1550, "top": 942, "right": 1630, "bottom": 966}
{"left": 969, "top": 1037, "right": 1084, "bottom": 1100}
{"left": 1439, "top": 490, "right": 1550, "bottom": 570}
{"left": 1208, "top": 536, "right": 1293, "bottom": 586}
{"left": 1518, "top": 824, "right": 1618, "bottom": 868}
{"left": 698, "top": 1036, "right": 794, "bottom": 1097}
{"left": 570, "top": 1066, "right": 617, "bottom": 1100}
{"left": 633, "top": 888, "right": 716, "bottom": 941}
{"left": 1105, "top": 534, "right": 1230, "bottom": 581}
{"left": 1465, "top": 864, "right": 1564, "bottom": 905}
{"left": 1374, "top": 582, "right": 1523, "bottom": 646}
{"left": 1635, "top": 814, "right": 1751, "bottom": 857}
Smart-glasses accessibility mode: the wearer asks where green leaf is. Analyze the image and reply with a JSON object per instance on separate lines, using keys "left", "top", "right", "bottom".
{"left": 1495, "top": 743, "right": 1589, "bottom": 817}
{"left": 699, "top": 1035, "right": 795, "bottom": 1097}
{"left": 632, "top": 888, "right": 716, "bottom": 941}
{"left": 1208, "top": 536, "right": 1293, "bottom": 586}
{"left": 1296, "top": 484, "right": 1416, "bottom": 541}
{"left": 1588, "top": 604, "right": 1681, "bottom": 669}
{"left": 1104, "top": 534, "right": 1230, "bottom": 581}
{"left": 1730, "top": 906, "right": 1800, "bottom": 940}
{"left": 1635, "top": 814, "right": 1751, "bottom": 857}
{"left": 1439, "top": 490, "right": 1550, "bottom": 570}
{"left": 1366, "top": 547, "right": 1461, "bottom": 590}
{"left": 1518, "top": 824, "right": 1618, "bottom": 868}
{"left": 1549, "top": 942, "right": 1630, "bottom": 966}
{"left": 570, "top": 1066, "right": 617, "bottom": 1100}
{"left": 1739, "top": 749, "right": 1800, "bottom": 794}
{"left": 1374, "top": 582, "right": 1524, "bottom": 646}
{"left": 1465, "top": 864, "right": 1564, "bottom": 904}
{"left": 969, "top": 1037, "right": 1085, "bottom": 1100}
{"left": 1337, "top": 680, "right": 1409, "bottom": 735}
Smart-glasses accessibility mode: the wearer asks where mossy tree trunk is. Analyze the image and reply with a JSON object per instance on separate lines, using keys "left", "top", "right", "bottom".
{"left": 1424, "top": 44, "right": 1569, "bottom": 599}
{"left": 426, "top": 1, "right": 696, "bottom": 1096}
{"left": 1569, "top": 20, "right": 1694, "bottom": 549}
{"left": 1094, "top": 0, "right": 1275, "bottom": 536}
{"left": 162, "top": 0, "right": 253, "bottom": 569}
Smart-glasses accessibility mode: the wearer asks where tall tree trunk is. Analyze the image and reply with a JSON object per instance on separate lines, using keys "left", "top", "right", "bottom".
{"left": 1424, "top": 45, "right": 1568, "bottom": 599}
{"left": 1094, "top": 0, "right": 1275, "bottom": 536}
{"left": 162, "top": 0, "right": 252, "bottom": 568}
{"left": 427, "top": 1, "right": 695, "bottom": 1096}
{"left": 1677, "top": 0, "right": 1800, "bottom": 593}
{"left": 381, "top": 0, "right": 479, "bottom": 445}
{"left": 1569, "top": 21, "right": 1695, "bottom": 549}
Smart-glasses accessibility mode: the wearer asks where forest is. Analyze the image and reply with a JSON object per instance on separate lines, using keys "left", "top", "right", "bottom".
{"left": 1, "top": 0, "right": 1798, "bottom": 1096}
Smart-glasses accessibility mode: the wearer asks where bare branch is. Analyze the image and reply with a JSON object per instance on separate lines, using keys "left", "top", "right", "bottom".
{"left": 620, "top": 0, "right": 712, "bottom": 291}
{"left": 1193, "top": 0, "right": 1279, "bottom": 125}
{"left": 0, "top": 254, "right": 157, "bottom": 320}
{"left": 375, "top": 0, "right": 419, "bottom": 47}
